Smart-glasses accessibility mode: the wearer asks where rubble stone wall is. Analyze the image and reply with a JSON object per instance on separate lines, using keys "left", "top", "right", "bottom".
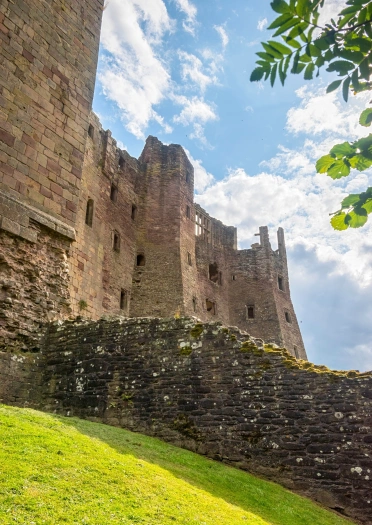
{"left": 1, "top": 317, "right": 368, "bottom": 523}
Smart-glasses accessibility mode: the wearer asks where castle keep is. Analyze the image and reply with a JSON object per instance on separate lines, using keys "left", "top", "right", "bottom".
{"left": 1, "top": 2, "right": 371, "bottom": 523}
{"left": 0, "top": 0, "right": 305, "bottom": 359}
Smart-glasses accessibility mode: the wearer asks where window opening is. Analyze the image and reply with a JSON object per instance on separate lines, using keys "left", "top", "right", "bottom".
{"left": 218, "top": 272, "right": 222, "bottom": 285}
{"left": 192, "top": 297, "right": 197, "bottom": 312}
{"left": 110, "top": 183, "right": 118, "bottom": 202}
{"left": 206, "top": 299, "right": 216, "bottom": 314}
{"left": 195, "top": 211, "right": 211, "bottom": 242}
{"left": 120, "top": 290, "right": 127, "bottom": 310}
{"left": 186, "top": 171, "right": 190, "bottom": 184}
{"left": 285, "top": 311, "right": 291, "bottom": 323}
{"left": 209, "top": 263, "right": 219, "bottom": 283}
{"left": 88, "top": 124, "right": 94, "bottom": 139}
{"left": 294, "top": 346, "right": 299, "bottom": 359}
{"left": 186, "top": 205, "right": 190, "bottom": 219}
{"left": 85, "top": 199, "right": 94, "bottom": 227}
{"left": 278, "top": 276, "right": 284, "bottom": 291}
{"left": 187, "top": 252, "right": 192, "bottom": 266}
{"left": 137, "top": 254, "right": 145, "bottom": 266}
{"left": 118, "top": 156, "right": 125, "bottom": 169}
{"left": 232, "top": 275, "right": 236, "bottom": 281}
{"left": 246, "top": 305, "right": 255, "bottom": 320}
{"left": 131, "top": 204, "right": 137, "bottom": 220}
{"left": 113, "top": 231, "right": 120, "bottom": 252}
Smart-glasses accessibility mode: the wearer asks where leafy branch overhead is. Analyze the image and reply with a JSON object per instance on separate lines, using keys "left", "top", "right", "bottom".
{"left": 251, "top": 0, "right": 372, "bottom": 230}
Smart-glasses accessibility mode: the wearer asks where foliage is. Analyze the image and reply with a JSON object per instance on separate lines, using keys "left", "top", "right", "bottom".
{"left": 0, "top": 405, "right": 355, "bottom": 525}
{"left": 251, "top": 0, "right": 372, "bottom": 230}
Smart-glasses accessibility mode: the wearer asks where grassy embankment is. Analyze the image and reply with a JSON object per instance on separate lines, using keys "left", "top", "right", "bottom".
{"left": 0, "top": 405, "right": 355, "bottom": 525}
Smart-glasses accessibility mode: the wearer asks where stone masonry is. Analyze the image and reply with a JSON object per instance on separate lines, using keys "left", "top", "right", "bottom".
{"left": 0, "top": 316, "right": 370, "bottom": 523}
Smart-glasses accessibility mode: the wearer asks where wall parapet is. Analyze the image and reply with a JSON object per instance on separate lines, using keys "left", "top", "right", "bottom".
{"left": 1, "top": 316, "right": 370, "bottom": 523}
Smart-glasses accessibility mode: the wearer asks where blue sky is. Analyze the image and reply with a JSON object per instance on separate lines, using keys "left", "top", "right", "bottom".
{"left": 93, "top": 0, "right": 372, "bottom": 372}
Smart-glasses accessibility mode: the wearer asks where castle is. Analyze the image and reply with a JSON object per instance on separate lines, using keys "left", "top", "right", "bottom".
{"left": 1, "top": 2, "right": 371, "bottom": 523}
{"left": 0, "top": 0, "right": 305, "bottom": 359}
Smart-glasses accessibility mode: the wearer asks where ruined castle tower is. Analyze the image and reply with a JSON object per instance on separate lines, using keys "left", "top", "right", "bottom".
{"left": 0, "top": 0, "right": 306, "bottom": 358}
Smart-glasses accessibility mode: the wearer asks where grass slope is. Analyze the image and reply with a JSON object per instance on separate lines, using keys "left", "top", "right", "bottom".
{"left": 0, "top": 406, "right": 354, "bottom": 525}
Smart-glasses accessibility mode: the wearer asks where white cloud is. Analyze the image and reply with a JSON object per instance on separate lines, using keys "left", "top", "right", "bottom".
{"left": 173, "top": 0, "right": 197, "bottom": 34}
{"left": 286, "top": 85, "right": 370, "bottom": 139}
{"left": 99, "top": 0, "right": 172, "bottom": 139}
{"left": 173, "top": 95, "right": 218, "bottom": 146}
{"left": 214, "top": 25, "right": 229, "bottom": 48}
{"left": 184, "top": 149, "right": 215, "bottom": 193}
{"left": 178, "top": 51, "right": 218, "bottom": 92}
{"left": 196, "top": 85, "right": 372, "bottom": 289}
{"left": 257, "top": 17, "right": 268, "bottom": 31}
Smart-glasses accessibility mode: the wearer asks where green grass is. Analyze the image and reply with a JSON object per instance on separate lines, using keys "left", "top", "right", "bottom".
{"left": 0, "top": 405, "right": 355, "bottom": 525}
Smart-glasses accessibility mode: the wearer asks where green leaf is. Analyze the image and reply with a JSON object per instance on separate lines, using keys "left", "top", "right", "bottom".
{"left": 296, "top": 0, "right": 308, "bottom": 17}
{"left": 271, "top": 0, "right": 291, "bottom": 14}
{"left": 359, "top": 108, "right": 372, "bottom": 127}
{"left": 263, "top": 42, "right": 283, "bottom": 59}
{"left": 304, "top": 62, "right": 315, "bottom": 80}
{"left": 326, "top": 79, "right": 342, "bottom": 93}
{"left": 342, "top": 76, "right": 351, "bottom": 102}
{"left": 250, "top": 68, "right": 266, "bottom": 82}
{"left": 355, "top": 134, "right": 372, "bottom": 151}
{"left": 273, "top": 18, "right": 299, "bottom": 37}
{"left": 331, "top": 212, "right": 348, "bottom": 230}
{"left": 341, "top": 194, "right": 360, "bottom": 208}
{"left": 338, "top": 13, "right": 357, "bottom": 29}
{"left": 326, "top": 60, "right": 355, "bottom": 73}
{"left": 330, "top": 142, "right": 355, "bottom": 158}
{"left": 345, "top": 36, "right": 372, "bottom": 53}
{"left": 283, "top": 35, "right": 301, "bottom": 48}
{"left": 327, "top": 159, "right": 351, "bottom": 179}
{"left": 257, "top": 51, "right": 276, "bottom": 62}
{"left": 279, "top": 60, "right": 286, "bottom": 85}
{"left": 349, "top": 154, "right": 372, "bottom": 171}
{"left": 313, "top": 36, "right": 329, "bottom": 51}
{"left": 316, "top": 154, "right": 335, "bottom": 173}
{"left": 362, "top": 199, "right": 372, "bottom": 213}
{"left": 351, "top": 68, "right": 361, "bottom": 92}
{"left": 268, "top": 40, "right": 292, "bottom": 55}
{"left": 268, "top": 13, "right": 293, "bottom": 30}
{"left": 270, "top": 63, "right": 278, "bottom": 86}
{"left": 346, "top": 209, "right": 368, "bottom": 228}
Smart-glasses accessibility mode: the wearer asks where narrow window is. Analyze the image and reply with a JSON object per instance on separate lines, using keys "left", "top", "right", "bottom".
{"left": 88, "top": 124, "right": 94, "bottom": 139}
{"left": 187, "top": 252, "right": 192, "bottom": 266}
{"left": 120, "top": 289, "right": 127, "bottom": 310}
{"left": 231, "top": 275, "right": 236, "bottom": 281}
{"left": 285, "top": 311, "right": 291, "bottom": 323}
{"left": 246, "top": 305, "right": 255, "bottom": 320}
{"left": 294, "top": 345, "right": 299, "bottom": 359}
{"left": 137, "top": 254, "right": 145, "bottom": 266}
{"left": 209, "top": 263, "right": 219, "bottom": 283}
{"left": 278, "top": 276, "right": 284, "bottom": 291}
{"left": 192, "top": 297, "right": 197, "bottom": 312}
{"left": 206, "top": 299, "right": 216, "bottom": 314}
{"left": 113, "top": 231, "right": 120, "bottom": 252}
{"left": 119, "top": 156, "right": 125, "bottom": 169}
{"left": 85, "top": 199, "right": 94, "bottom": 227}
{"left": 110, "top": 183, "right": 118, "bottom": 202}
{"left": 186, "top": 171, "right": 190, "bottom": 184}
{"left": 131, "top": 204, "right": 137, "bottom": 220}
{"left": 186, "top": 205, "right": 190, "bottom": 219}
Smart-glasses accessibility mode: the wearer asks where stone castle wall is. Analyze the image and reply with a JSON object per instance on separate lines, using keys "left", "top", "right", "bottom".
{"left": 0, "top": 316, "right": 370, "bottom": 523}
{"left": 0, "top": 0, "right": 103, "bottom": 347}
{"left": 70, "top": 118, "right": 306, "bottom": 356}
